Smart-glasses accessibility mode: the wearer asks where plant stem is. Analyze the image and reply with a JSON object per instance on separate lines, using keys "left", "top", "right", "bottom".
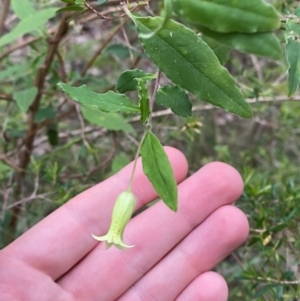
{"left": 9, "top": 14, "right": 70, "bottom": 238}
{"left": 127, "top": 126, "right": 150, "bottom": 192}
{"left": 127, "top": 69, "right": 161, "bottom": 192}
{"left": 149, "top": 71, "right": 161, "bottom": 111}
{"left": 0, "top": 0, "right": 10, "bottom": 36}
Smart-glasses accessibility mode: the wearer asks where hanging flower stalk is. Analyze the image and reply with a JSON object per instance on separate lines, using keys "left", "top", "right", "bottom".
{"left": 91, "top": 128, "right": 149, "bottom": 249}
{"left": 92, "top": 191, "right": 136, "bottom": 250}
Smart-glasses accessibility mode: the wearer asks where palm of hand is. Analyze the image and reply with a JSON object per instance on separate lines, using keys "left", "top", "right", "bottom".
{"left": 0, "top": 148, "right": 248, "bottom": 301}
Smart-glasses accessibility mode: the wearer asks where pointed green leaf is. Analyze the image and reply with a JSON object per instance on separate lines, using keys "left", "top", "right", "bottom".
{"left": 116, "top": 69, "right": 156, "bottom": 93}
{"left": 201, "top": 35, "right": 230, "bottom": 65}
{"left": 141, "top": 131, "right": 178, "bottom": 211}
{"left": 156, "top": 85, "right": 192, "bottom": 117}
{"left": 11, "top": 0, "right": 37, "bottom": 20}
{"left": 199, "top": 27, "right": 282, "bottom": 60}
{"left": 13, "top": 87, "right": 38, "bottom": 112}
{"left": 285, "top": 37, "right": 300, "bottom": 96}
{"left": 173, "top": 0, "right": 280, "bottom": 33}
{"left": 81, "top": 107, "right": 134, "bottom": 132}
{"left": 0, "top": 8, "right": 57, "bottom": 47}
{"left": 137, "top": 80, "right": 150, "bottom": 124}
{"left": 57, "top": 83, "right": 139, "bottom": 114}
{"left": 133, "top": 16, "right": 252, "bottom": 118}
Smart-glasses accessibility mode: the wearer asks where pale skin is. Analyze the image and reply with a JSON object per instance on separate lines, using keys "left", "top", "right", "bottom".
{"left": 0, "top": 147, "right": 249, "bottom": 301}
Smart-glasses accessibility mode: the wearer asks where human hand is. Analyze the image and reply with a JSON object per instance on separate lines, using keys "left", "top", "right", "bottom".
{"left": 0, "top": 147, "right": 248, "bottom": 301}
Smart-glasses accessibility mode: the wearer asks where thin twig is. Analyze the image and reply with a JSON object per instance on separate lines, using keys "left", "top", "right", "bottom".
{"left": 9, "top": 14, "right": 70, "bottom": 234}
{"left": 0, "top": 93, "right": 13, "bottom": 101}
{"left": 150, "top": 71, "right": 161, "bottom": 110}
{"left": 250, "top": 276, "right": 300, "bottom": 285}
{"left": 1, "top": 94, "right": 299, "bottom": 163}
{"left": 18, "top": 14, "right": 69, "bottom": 174}
{"left": 82, "top": 0, "right": 115, "bottom": 20}
{"left": 0, "top": 106, "right": 76, "bottom": 161}
{"left": 75, "top": 104, "right": 90, "bottom": 148}
{"left": 80, "top": 17, "right": 128, "bottom": 77}
{"left": 61, "top": 132, "right": 117, "bottom": 180}
{"left": 56, "top": 50, "right": 68, "bottom": 82}
{"left": 250, "top": 55, "right": 263, "bottom": 82}
{"left": 0, "top": 4, "right": 123, "bottom": 62}
{"left": 1, "top": 186, "right": 12, "bottom": 217}
{"left": 122, "top": 25, "right": 134, "bottom": 61}
{"left": 6, "top": 193, "right": 52, "bottom": 210}
{"left": 0, "top": 0, "right": 11, "bottom": 36}
{"left": 231, "top": 252, "right": 245, "bottom": 269}
{"left": 148, "top": 70, "right": 161, "bottom": 126}
{"left": 0, "top": 34, "right": 51, "bottom": 62}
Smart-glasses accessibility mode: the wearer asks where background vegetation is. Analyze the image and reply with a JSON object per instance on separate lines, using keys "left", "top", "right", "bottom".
{"left": 0, "top": 0, "right": 299, "bottom": 299}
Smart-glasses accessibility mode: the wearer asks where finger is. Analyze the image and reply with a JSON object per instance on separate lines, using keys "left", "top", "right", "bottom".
{"left": 176, "top": 272, "right": 228, "bottom": 301}
{"left": 0, "top": 256, "right": 74, "bottom": 301}
{"left": 59, "top": 162, "right": 244, "bottom": 301}
{"left": 2, "top": 147, "right": 188, "bottom": 280}
{"left": 119, "top": 206, "right": 248, "bottom": 301}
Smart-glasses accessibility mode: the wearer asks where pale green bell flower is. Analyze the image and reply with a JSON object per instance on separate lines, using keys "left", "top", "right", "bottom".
{"left": 92, "top": 191, "right": 136, "bottom": 250}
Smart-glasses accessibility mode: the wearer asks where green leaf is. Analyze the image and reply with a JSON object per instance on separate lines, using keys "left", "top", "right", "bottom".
{"left": 111, "top": 155, "right": 130, "bottom": 173}
{"left": 47, "top": 127, "right": 59, "bottom": 146}
{"left": 201, "top": 35, "right": 230, "bottom": 64}
{"left": 105, "top": 154, "right": 130, "bottom": 178}
{"left": 0, "top": 8, "right": 57, "bottom": 47}
{"left": 133, "top": 16, "right": 252, "bottom": 118}
{"left": 0, "top": 63, "right": 30, "bottom": 81}
{"left": 141, "top": 131, "right": 178, "bottom": 211}
{"left": 199, "top": 27, "right": 282, "bottom": 60}
{"left": 105, "top": 44, "right": 130, "bottom": 59}
{"left": 57, "top": 83, "right": 140, "bottom": 114}
{"left": 116, "top": 69, "right": 156, "bottom": 93}
{"left": 140, "top": 0, "right": 173, "bottom": 39}
{"left": 81, "top": 106, "right": 134, "bottom": 132}
{"left": 253, "top": 285, "right": 273, "bottom": 298}
{"left": 13, "top": 87, "right": 38, "bottom": 112}
{"left": 34, "top": 106, "right": 56, "bottom": 123}
{"left": 156, "top": 85, "right": 192, "bottom": 117}
{"left": 286, "top": 19, "right": 300, "bottom": 37}
{"left": 285, "top": 37, "right": 300, "bottom": 96}
{"left": 285, "top": 18, "right": 300, "bottom": 96}
{"left": 11, "top": 0, "right": 37, "bottom": 20}
{"left": 173, "top": 0, "right": 281, "bottom": 33}
{"left": 137, "top": 80, "right": 150, "bottom": 124}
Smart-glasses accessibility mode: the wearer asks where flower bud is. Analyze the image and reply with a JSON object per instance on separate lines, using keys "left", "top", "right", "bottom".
{"left": 92, "top": 191, "right": 136, "bottom": 250}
